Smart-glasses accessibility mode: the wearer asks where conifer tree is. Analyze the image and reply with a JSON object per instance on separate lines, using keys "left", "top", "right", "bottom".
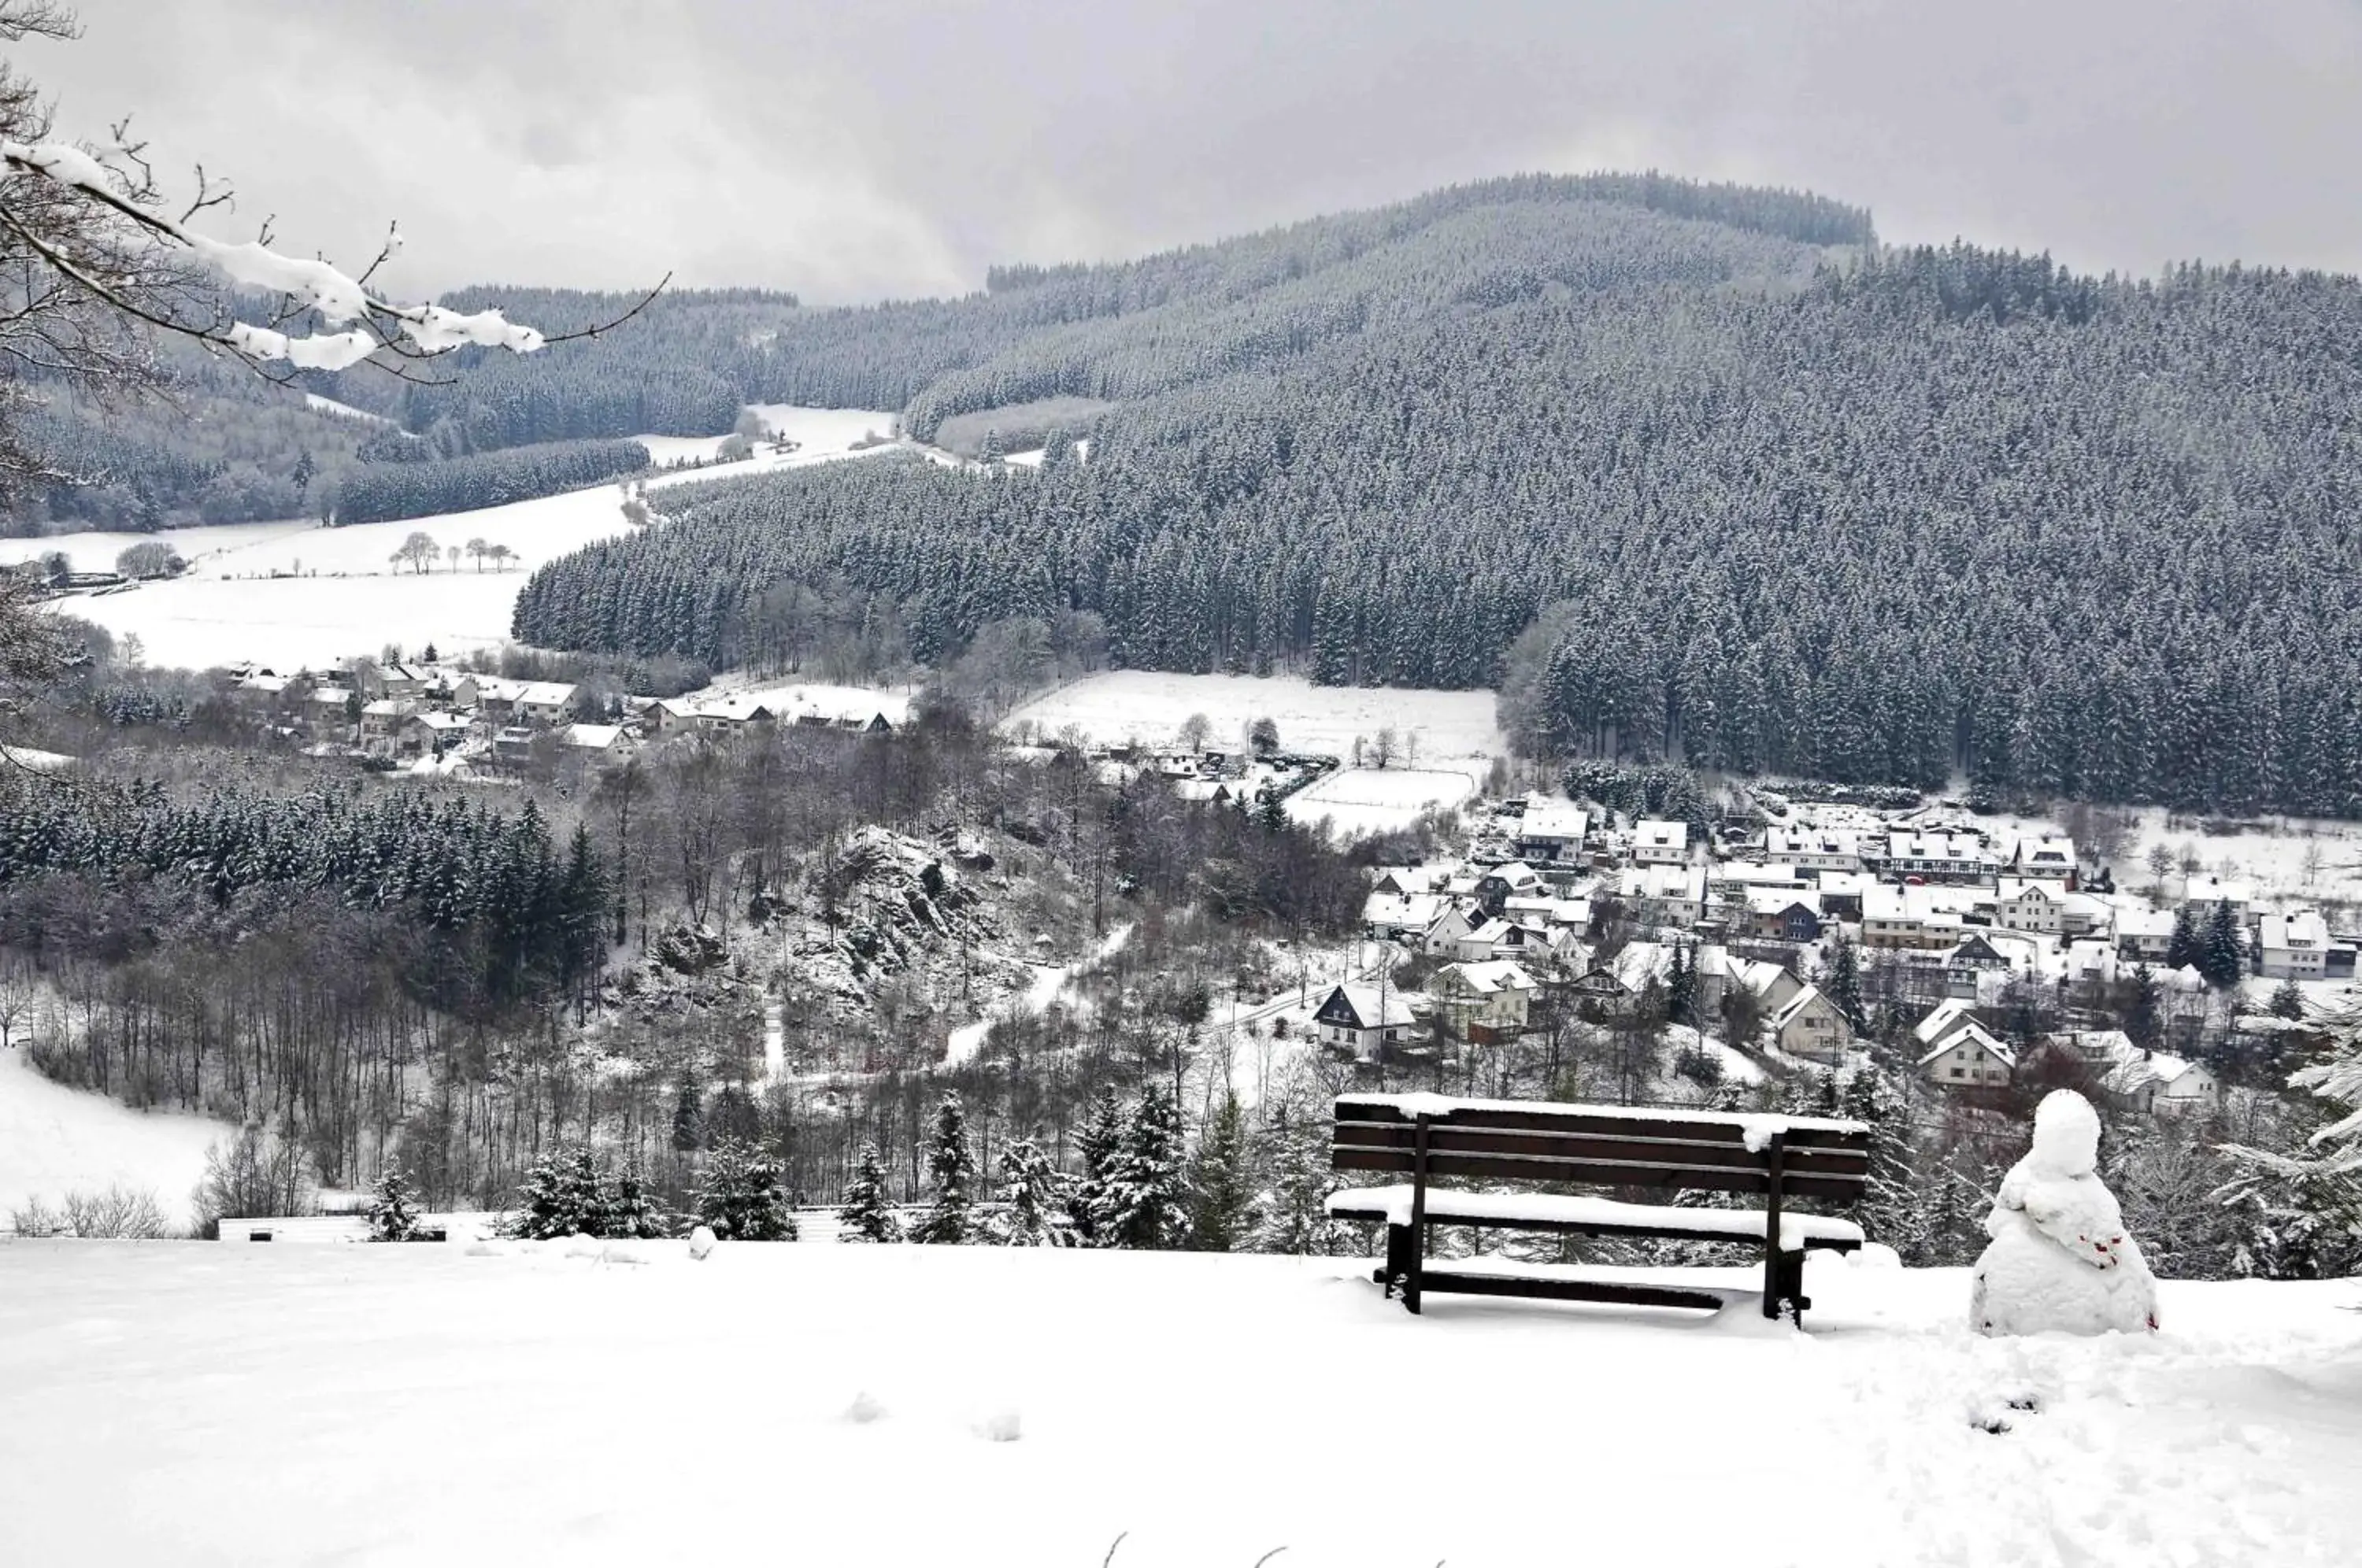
{"left": 514, "top": 1147, "right": 609, "bottom": 1239}
{"left": 1101, "top": 1085, "right": 1193, "bottom": 1251}
{"left": 1068, "top": 1088, "right": 1124, "bottom": 1246}
{"left": 1187, "top": 1093, "right": 1261, "bottom": 1252}
{"left": 696, "top": 1137, "right": 795, "bottom": 1240}
{"left": 2203, "top": 900, "right": 2247, "bottom": 989}
{"left": 1257, "top": 1103, "right": 1337, "bottom": 1256}
{"left": 837, "top": 1143, "right": 902, "bottom": 1244}
{"left": 2165, "top": 905, "right": 2201, "bottom": 971}
{"left": 1665, "top": 944, "right": 1697, "bottom": 1030}
{"left": 609, "top": 1160, "right": 672, "bottom": 1239}
{"left": 2125, "top": 963, "right": 2164, "bottom": 1051}
{"left": 913, "top": 1093, "right": 978, "bottom": 1244}
{"left": 366, "top": 1158, "right": 420, "bottom": 1242}
{"left": 1822, "top": 934, "right": 1865, "bottom": 1027}
{"left": 2268, "top": 980, "right": 2305, "bottom": 1021}
{"left": 1001, "top": 1136, "right": 1064, "bottom": 1245}
{"left": 671, "top": 1068, "right": 704, "bottom": 1154}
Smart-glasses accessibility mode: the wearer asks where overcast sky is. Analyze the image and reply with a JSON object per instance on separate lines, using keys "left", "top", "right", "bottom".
{"left": 24, "top": 0, "right": 2362, "bottom": 305}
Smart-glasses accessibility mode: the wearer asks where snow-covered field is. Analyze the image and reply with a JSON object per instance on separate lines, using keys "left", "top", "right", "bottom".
{"left": 1284, "top": 761, "right": 1490, "bottom": 837}
{"left": 1005, "top": 671, "right": 1506, "bottom": 761}
{"left": 0, "top": 1048, "right": 228, "bottom": 1225}
{"left": 683, "top": 673, "right": 916, "bottom": 725}
{"left": 0, "top": 407, "right": 896, "bottom": 671}
{"left": 0, "top": 1242, "right": 2353, "bottom": 1567}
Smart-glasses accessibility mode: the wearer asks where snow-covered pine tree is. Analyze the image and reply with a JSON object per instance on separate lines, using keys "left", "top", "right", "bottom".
{"left": 1187, "top": 1092, "right": 1261, "bottom": 1251}
{"left": 513, "top": 1147, "right": 610, "bottom": 1239}
{"left": 2165, "top": 904, "right": 2201, "bottom": 971}
{"left": 609, "top": 1160, "right": 672, "bottom": 1240}
{"left": 2203, "top": 900, "right": 2247, "bottom": 989}
{"left": 696, "top": 1137, "right": 795, "bottom": 1241}
{"left": 366, "top": 1158, "right": 420, "bottom": 1242}
{"left": 2219, "top": 1011, "right": 2362, "bottom": 1270}
{"left": 1257, "top": 1103, "right": 1338, "bottom": 1255}
{"left": 1001, "top": 1136, "right": 1064, "bottom": 1245}
{"left": 837, "top": 1143, "right": 902, "bottom": 1244}
{"left": 1101, "top": 1084, "right": 1193, "bottom": 1251}
{"left": 1068, "top": 1088, "right": 1124, "bottom": 1245}
{"left": 912, "top": 1093, "right": 977, "bottom": 1244}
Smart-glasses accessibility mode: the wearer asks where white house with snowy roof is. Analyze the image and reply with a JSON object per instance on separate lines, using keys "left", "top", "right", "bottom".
{"left": 2258, "top": 912, "right": 2331, "bottom": 979}
{"left": 1630, "top": 819, "right": 1690, "bottom": 866}
{"left": 1513, "top": 799, "right": 1591, "bottom": 864}
{"left": 1765, "top": 985, "right": 1852, "bottom": 1063}
{"left": 2181, "top": 874, "right": 2254, "bottom": 914}
{"left": 2103, "top": 1051, "right": 2219, "bottom": 1119}
{"left": 1430, "top": 960, "right": 1541, "bottom": 1041}
{"left": 1918, "top": 1019, "right": 2017, "bottom": 1088}
{"left": 2009, "top": 835, "right": 2078, "bottom": 882}
{"left": 1763, "top": 826, "right": 1871, "bottom": 874}
{"left": 1884, "top": 831, "right": 2001, "bottom": 885}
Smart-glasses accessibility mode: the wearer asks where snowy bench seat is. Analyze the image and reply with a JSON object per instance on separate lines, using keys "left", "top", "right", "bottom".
{"left": 1324, "top": 1185, "right": 1866, "bottom": 1253}
{"left": 1328, "top": 1093, "right": 1871, "bottom": 1324}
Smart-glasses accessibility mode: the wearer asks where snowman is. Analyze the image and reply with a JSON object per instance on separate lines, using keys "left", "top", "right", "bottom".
{"left": 1970, "top": 1089, "right": 2159, "bottom": 1336}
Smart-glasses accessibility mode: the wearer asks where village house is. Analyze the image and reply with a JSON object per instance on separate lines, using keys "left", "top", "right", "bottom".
{"left": 1474, "top": 861, "right": 1546, "bottom": 910}
{"left": 405, "top": 710, "right": 473, "bottom": 756}
{"left": 1429, "top": 960, "right": 1541, "bottom": 1044}
{"left": 1364, "top": 890, "right": 1444, "bottom": 941}
{"left": 359, "top": 697, "right": 416, "bottom": 749}
{"left": 1884, "top": 831, "right": 2001, "bottom": 886}
{"left": 1860, "top": 882, "right": 1981, "bottom": 950}
{"left": 1764, "top": 984, "right": 1852, "bottom": 1063}
{"left": 2009, "top": 835, "right": 2078, "bottom": 884}
{"left": 2257, "top": 911, "right": 2331, "bottom": 979}
{"left": 477, "top": 679, "right": 580, "bottom": 727}
{"left": 2104, "top": 1051, "right": 2221, "bottom": 1119}
{"left": 1629, "top": 818, "right": 1690, "bottom": 866}
{"left": 1616, "top": 861, "right": 1708, "bottom": 928}
{"left": 1994, "top": 877, "right": 2067, "bottom": 935}
{"left": 1512, "top": 798, "right": 1590, "bottom": 865}
{"left": 1762, "top": 827, "right": 1870, "bottom": 875}
{"left": 1917, "top": 1017, "right": 2017, "bottom": 1089}
{"left": 1312, "top": 982, "right": 1420, "bottom": 1060}
{"left": 1712, "top": 952, "right": 1805, "bottom": 1019}
{"left": 1739, "top": 890, "right": 1823, "bottom": 945}
{"left": 234, "top": 671, "right": 294, "bottom": 715}
{"left": 561, "top": 723, "right": 639, "bottom": 761}
{"left": 304, "top": 685, "right": 354, "bottom": 742}
{"left": 2180, "top": 874, "right": 2254, "bottom": 915}
{"left": 2114, "top": 905, "right": 2178, "bottom": 963}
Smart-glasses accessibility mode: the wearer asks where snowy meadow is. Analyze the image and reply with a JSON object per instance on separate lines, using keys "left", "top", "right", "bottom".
{"left": 0, "top": 407, "right": 895, "bottom": 671}
{"left": 0, "top": 1241, "right": 2356, "bottom": 1568}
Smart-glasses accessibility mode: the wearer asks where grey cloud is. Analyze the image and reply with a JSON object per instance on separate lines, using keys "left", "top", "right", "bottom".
{"left": 20, "top": 0, "right": 2362, "bottom": 303}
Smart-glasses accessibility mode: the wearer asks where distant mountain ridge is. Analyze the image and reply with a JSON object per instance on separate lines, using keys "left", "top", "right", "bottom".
{"left": 514, "top": 175, "right": 2362, "bottom": 819}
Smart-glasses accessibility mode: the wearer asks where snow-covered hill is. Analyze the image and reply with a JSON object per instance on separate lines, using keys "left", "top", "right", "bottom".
{"left": 0, "top": 1048, "right": 228, "bottom": 1226}
{"left": 0, "top": 1241, "right": 2352, "bottom": 1566}
{"left": 0, "top": 406, "right": 898, "bottom": 671}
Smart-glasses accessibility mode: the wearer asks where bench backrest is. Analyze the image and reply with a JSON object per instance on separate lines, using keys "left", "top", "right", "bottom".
{"left": 1331, "top": 1094, "right": 1871, "bottom": 1204}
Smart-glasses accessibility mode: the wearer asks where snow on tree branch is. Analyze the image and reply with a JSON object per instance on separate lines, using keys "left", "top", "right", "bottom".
{"left": 0, "top": 132, "right": 657, "bottom": 377}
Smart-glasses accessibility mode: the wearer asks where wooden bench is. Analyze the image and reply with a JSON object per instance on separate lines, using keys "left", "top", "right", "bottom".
{"left": 1325, "top": 1093, "right": 1871, "bottom": 1323}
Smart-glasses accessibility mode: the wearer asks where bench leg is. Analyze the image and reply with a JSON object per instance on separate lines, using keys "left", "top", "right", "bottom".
{"left": 1763, "top": 1247, "right": 1809, "bottom": 1324}
{"left": 1382, "top": 1223, "right": 1415, "bottom": 1300}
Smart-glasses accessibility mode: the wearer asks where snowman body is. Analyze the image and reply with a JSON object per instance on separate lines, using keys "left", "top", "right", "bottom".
{"left": 1969, "top": 1090, "right": 2158, "bottom": 1337}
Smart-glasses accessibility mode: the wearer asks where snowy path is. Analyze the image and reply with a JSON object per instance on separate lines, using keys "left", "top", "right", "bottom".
{"left": 0, "top": 1244, "right": 2355, "bottom": 1566}
{"left": 943, "top": 923, "right": 1134, "bottom": 1067}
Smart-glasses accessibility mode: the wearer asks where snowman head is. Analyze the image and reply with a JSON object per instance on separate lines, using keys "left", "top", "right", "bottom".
{"left": 2028, "top": 1089, "right": 2101, "bottom": 1177}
